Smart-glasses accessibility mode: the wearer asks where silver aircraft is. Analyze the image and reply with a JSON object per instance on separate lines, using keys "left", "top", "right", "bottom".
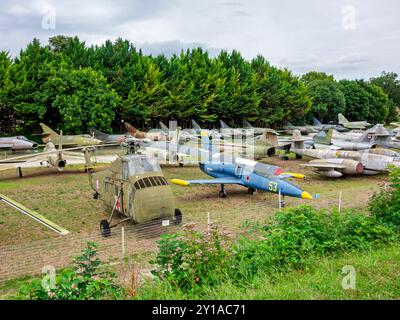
{"left": 0, "top": 136, "right": 38, "bottom": 150}
{"left": 289, "top": 130, "right": 400, "bottom": 178}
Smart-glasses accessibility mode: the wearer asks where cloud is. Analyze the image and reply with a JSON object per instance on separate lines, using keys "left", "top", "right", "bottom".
{"left": 0, "top": 0, "right": 399, "bottom": 79}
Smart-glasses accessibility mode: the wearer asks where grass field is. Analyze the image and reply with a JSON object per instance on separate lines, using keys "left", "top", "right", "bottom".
{"left": 138, "top": 245, "right": 400, "bottom": 300}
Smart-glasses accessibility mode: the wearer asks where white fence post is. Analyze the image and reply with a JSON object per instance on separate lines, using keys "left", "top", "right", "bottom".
{"left": 121, "top": 227, "right": 125, "bottom": 258}
{"left": 338, "top": 191, "right": 343, "bottom": 213}
{"left": 278, "top": 189, "right": 282, "bottom": 210}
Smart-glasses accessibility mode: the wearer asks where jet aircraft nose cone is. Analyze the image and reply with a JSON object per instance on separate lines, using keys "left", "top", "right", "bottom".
{"left": 301, "top": 191, "right": 313, "bottom": 200}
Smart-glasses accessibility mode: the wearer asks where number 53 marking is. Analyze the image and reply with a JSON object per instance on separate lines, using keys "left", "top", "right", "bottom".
{"left": 269, "top": 181, "right": 278, "bottom": 192}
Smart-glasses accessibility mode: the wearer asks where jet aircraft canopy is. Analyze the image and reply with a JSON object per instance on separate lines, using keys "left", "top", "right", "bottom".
{"left": 16, "top": 136, "right": 30, "bottom": 141}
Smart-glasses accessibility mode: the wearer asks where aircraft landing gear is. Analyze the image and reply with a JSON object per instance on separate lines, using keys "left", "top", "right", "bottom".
{"left": 279, "top": 195, "right": 285, "bottom": 208}
{"left": 93, "top": 192, "right": 99, "bottom": 199}
{"left": 17, "top": 167, "right": 23, "bottom": 178}
{"left": 100, "top": 219, "right": 111, "bottom": 237}
{"left": 295, "top": 154, "right": 303, "bottom": 160}
{"left": 282, "top": 156, "right": 289, "bottom": 161}
{"left": 248, "top": 188, "right": 255, "bottom": 195}
{"left": 174, "top": 208, "right": 183, "bottom": 225}
{"left": 219, "top": 184, "right": 227, "bottom": 198}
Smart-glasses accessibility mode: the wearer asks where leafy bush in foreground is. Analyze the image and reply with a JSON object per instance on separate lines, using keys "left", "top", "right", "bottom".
{"left": 230, "top": 206, "right": 397, "bottom": 283}
{"left": 150, "top": 223, "right": 232, "bottom": 293}
{"left": 369, "top": 166, "right": 400, "bottom": 229}
{"left": 15, "top": 242, "right": 127, "bottom": 300}
{"left": 150, "top": 206, "right": 397, "bottom": 294}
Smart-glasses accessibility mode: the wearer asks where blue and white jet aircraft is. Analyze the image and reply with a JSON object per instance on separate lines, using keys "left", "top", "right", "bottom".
{"left": 170, "top": 132, "right": 318, "bottom": 201}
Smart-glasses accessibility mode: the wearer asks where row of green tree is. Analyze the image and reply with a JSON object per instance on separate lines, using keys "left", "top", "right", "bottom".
{"left": 0, "top": 35, "right": 399, "bottom": 134}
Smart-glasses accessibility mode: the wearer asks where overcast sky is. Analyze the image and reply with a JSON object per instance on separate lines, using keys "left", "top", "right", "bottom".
{"left": 1, "top": 0, "right": 399, "bottom": 79}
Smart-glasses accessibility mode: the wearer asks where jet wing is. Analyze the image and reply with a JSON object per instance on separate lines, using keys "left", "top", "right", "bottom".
{"left": 171, "top": 177, "right": 243, "bottom": 186}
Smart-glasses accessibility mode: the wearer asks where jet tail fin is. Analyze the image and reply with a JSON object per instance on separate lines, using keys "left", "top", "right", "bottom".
{"left": 199, "top": 131, "right": 218, "bottom": 162}
{"left": 312, "top": 117, "right": 322, "bottom": 126}
{"left": 220, "top": 120, "right": 231, "bottom": 129}
{"left": 313, "top": 128, "right": 333, "bottom": 145}
{"left": 338, "top": 113, "right": 349, "bottom": 125}
{"left": 124, "top": 122, "right": 137, "bottom": 135}
{"left": 90, "top": 128, "right": 109, "bottom": 141}
{"left": 243, "top": 120, "right": 253, "bottom": 129}
{"left": 159, "top": 121, "right": 169, "bottom": 133}
{"left": 40, "top": 123, "right": 59, "bottom": 138}
{"left": 192, "top": 120, "right": 201, "bottom": 130}
{"left": 283, "top": 120, "right": 295, "bottom": 128}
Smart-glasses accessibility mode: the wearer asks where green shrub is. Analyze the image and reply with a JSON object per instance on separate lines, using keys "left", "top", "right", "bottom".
{"left": 15, "top": 242, "right": 127, "bottom": 300}
{"left": 149, "top": 206, "right": 397, "bottom": 295}
{"left": 369, "top": 166, "right": 400, "bottom": 229}
{"left": 228, "top": 206, "right": 397, "bottom": 284}
{"left": 150, "top": 223, "right": 232, "bottom": 292}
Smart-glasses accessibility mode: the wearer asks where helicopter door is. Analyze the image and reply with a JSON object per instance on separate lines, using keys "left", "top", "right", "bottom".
{"left": 127, "top": 185, "right": 136, "bottom": 221}
{"left": 104, "top": 179, "right": 115, "bottom": 207}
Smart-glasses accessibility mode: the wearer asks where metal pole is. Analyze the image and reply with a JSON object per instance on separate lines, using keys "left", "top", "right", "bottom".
{"left": 278, "top": 189, "right": 282, "bottom": 210}
{"left": 338, "top": 191, "right": 342, "bottom": 213}
{"left": 121, "top": 227, "right": 125, "bottom": 258}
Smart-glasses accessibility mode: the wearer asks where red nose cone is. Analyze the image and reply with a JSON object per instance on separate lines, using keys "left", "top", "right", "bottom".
{"left": 274, "top": 167, "right": 283, "bottom": 175}
{"left": 356, "top": 162, "right": 364, "bottom": 174}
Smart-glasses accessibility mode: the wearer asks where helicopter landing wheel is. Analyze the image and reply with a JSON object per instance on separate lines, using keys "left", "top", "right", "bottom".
{"left": 174, "top": 208, "right": 183, "bottom": 225}
{"left": 282, "top": 156, "right": 289, "bottom": 161}
{"left": 93, "top": 192, "right": 99, "bottom": 199}
{"left": 248, "top": 188, "right": 255, "bottom": 195}
{"left": 100, "top": 219, "right": 111, "bottom": 237}
{"left": 295, "top": 154, "right": 303, "bottom": 160}
{"left": 219, "top": 184, "right": 227, "bottom": 198}
{"left": 179, "top": 163, "right": 184, "bottom": 167}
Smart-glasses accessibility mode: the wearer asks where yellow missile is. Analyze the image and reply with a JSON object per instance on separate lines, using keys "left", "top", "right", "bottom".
{"left": 281, "top": 172, "right": 305, "bottom": 179}
{"left": 171, "top": 179, "right": 190, "bottom": 186}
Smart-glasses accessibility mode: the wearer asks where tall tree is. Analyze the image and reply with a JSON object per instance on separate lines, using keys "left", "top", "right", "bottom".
{"left": 306, "top": 79, "right": 346, "bottom": 122}
{"left": 0, "top": 51, "right": 14, "bottom": 134}
{"left": 370, "top": 71, "right": 400, "bottom": 123}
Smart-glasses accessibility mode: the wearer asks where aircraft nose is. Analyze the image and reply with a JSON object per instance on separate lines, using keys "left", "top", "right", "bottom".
{"left": 301, "top": 191, "right": 313, "bottom": 200}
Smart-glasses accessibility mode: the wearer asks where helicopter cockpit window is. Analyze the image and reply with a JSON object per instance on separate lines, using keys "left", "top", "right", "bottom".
{"left": 16, "top": 136, "right": 28, "bottom": 141}
{"left": 122, "top": 162, "right": 129, "bottom": 180}
{"left": 141, "top": 158, "right": 161, "bottom": 173}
